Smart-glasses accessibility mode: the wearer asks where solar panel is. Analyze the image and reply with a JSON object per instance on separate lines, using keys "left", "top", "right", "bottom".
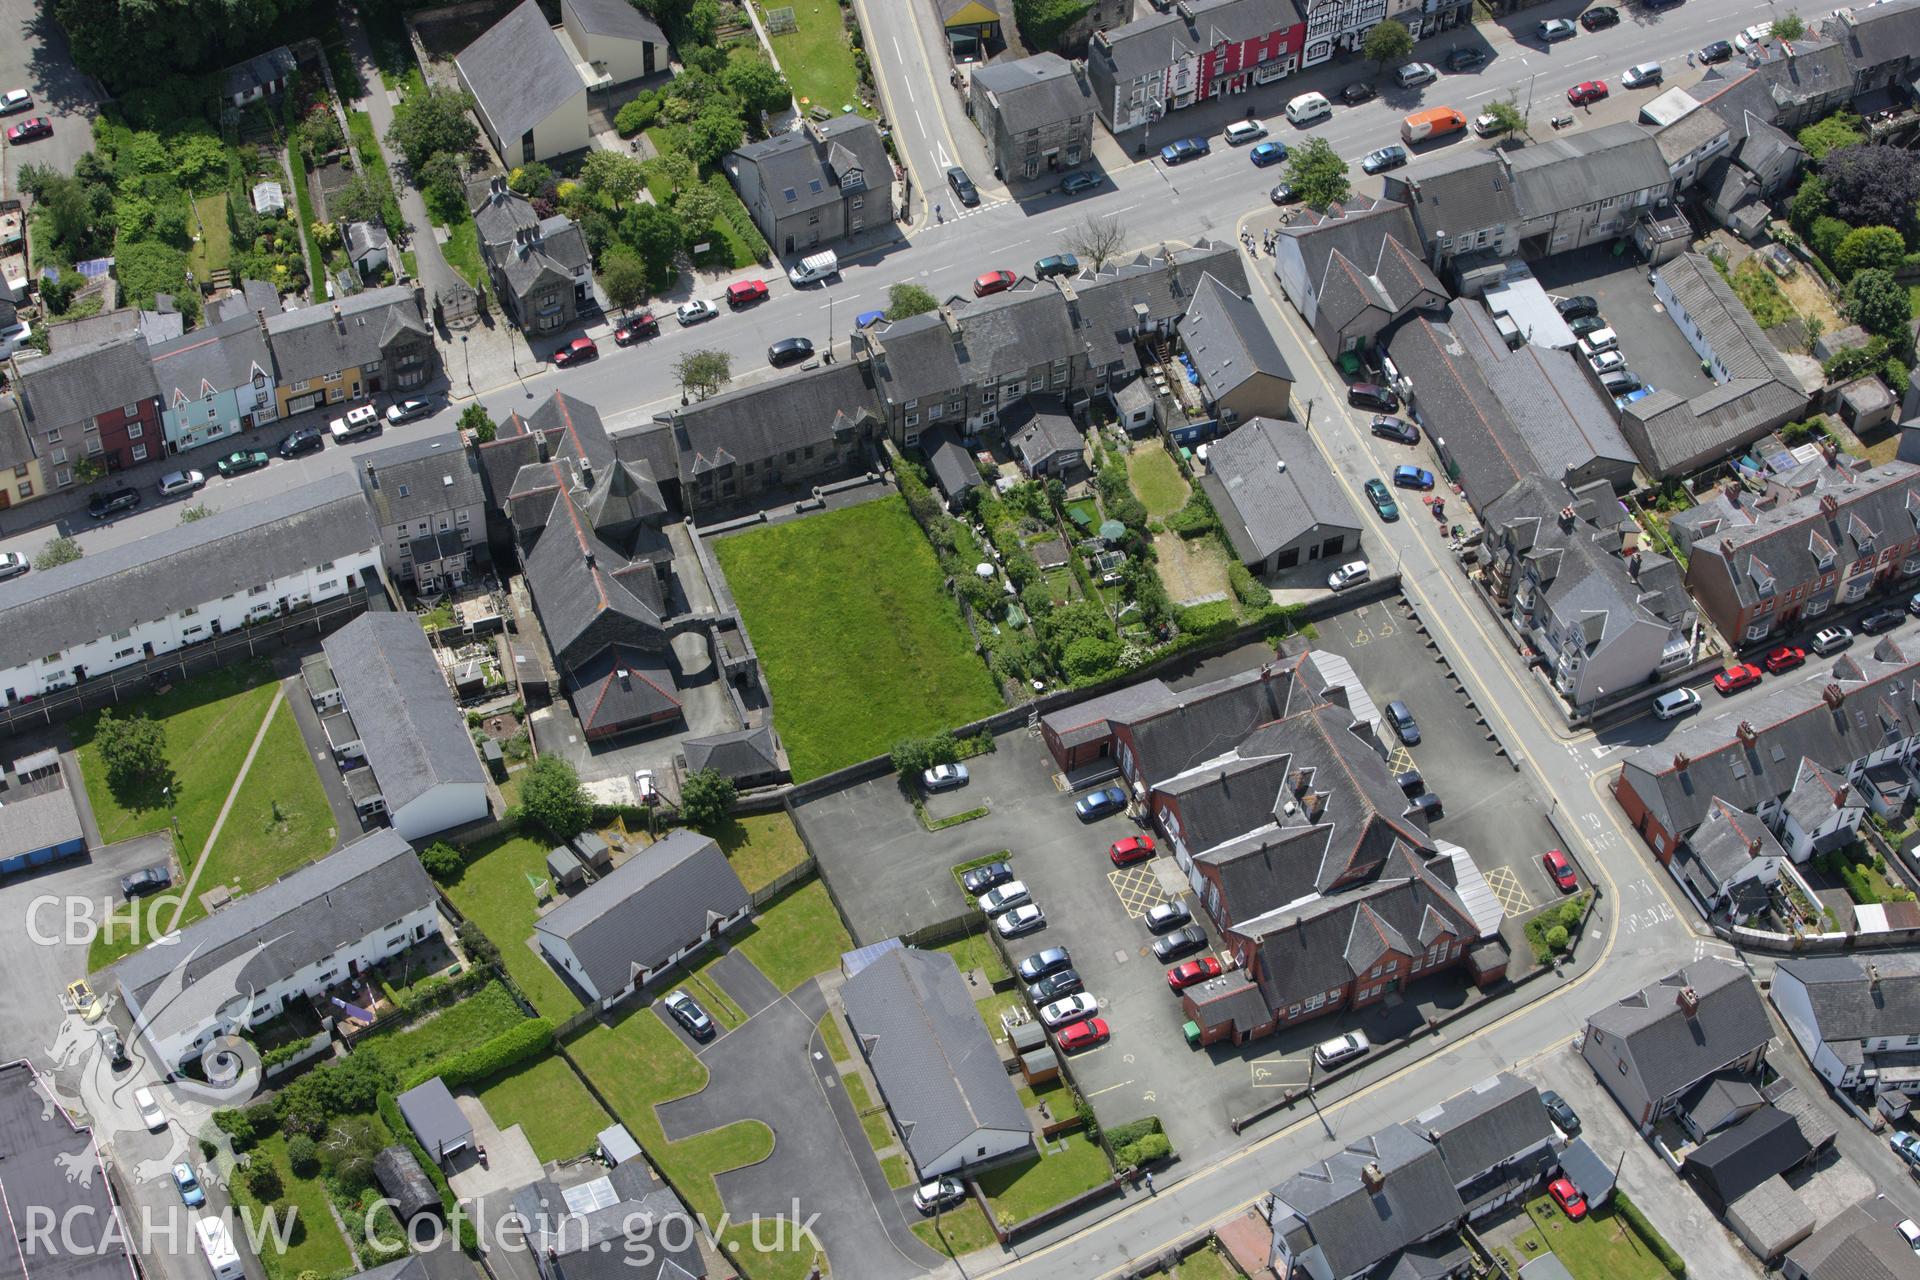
{"left": 562, "top": 1176, "right": 619, "bottom": 1215}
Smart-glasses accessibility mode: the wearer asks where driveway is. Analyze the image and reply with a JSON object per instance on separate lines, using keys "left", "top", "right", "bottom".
{"left": 1530, "top": 246, "right": 1716, "bottom": 406}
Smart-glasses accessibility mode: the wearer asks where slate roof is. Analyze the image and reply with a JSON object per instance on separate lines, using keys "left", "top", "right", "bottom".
{"left": 682, "top": 725, "right": 782, "bottom": 781}
{"left": 1200, "top": 417, "right": 1359, "bottom": 563}
{"left": 524, "top": 481, "right": 668, "bottom": 668}
{"left": 456, "top": 0, "right": 584, "bottom": 153}
{"left": 923, "top": 427, "right": 978, "bottom": 503}
{"left": 1654, "top": 106, "right": 1732, "bottom": 165}
{"left": 1776, "top": 953, "right": 1920, "bottom": 1048}
{"left": 1617, "top": 634, "right": 1920, "bottom": 838}
{"left": 0, "top": 394, "right": 33, "bottom": 470}
{"left": 665, "top": 358, "right": 877, "bottom": 479}
{"left": 509, "top": 1159, "right": 700, "bottom": 1280}
{"left": 1385, "top": 150, "right": 1520, "bottom": 250}
{"left": 1688, "top": 798, "right": 1785, "bottom": 889}
{"left": 1785, "top": 1199, "right": 1920, "bottom": 1280}
{"left": 0, "top": 1064, "right": 135, "bottom": 1280}
{"left": 0, "top": 771, "right": 84, "bottom": 861}
{"left": 1275, "top": 197, "right": 1442, "bottom": 341}
{"left": 14, "top": 330, "right": 158, "bottom": 429}
{"left": 1687, "top": 1106, "right": 1811, "bottom": 1207}
{"left": 1008, "top": 397, "right": 1083, "bottom": 470}
{"left": 563, "top": 0, "right": 666, "bottom": 44}
{"left": 732, "top": 116, "right": 888, "bottom": 217}
{"left": 265, "top": 286, "right": 428, "bottom": 386}
{"left": 112, "top": 830, "right": 434, "bottom": 1041}
{"left": 0, "top": 472, "right": 377, "bottom": 671}
{"left": 359, "top": 433, "right": 485, "bottom": 527}
{"left": 491, "top": 391, "right": 617, "bottom": 533}
{"left": 1506, "top": 122, "right": 1672, "bottom": 217}
{"left": 396, "top": 1077, "right": 473, "bottom": 1159}
{"left": 148, "top": 314, "right": 273, "bottom": 405}
{"left": 840, "top": 948, "right": 1030, "bottom": 1168}
{"left": 324, "top": 613, "right": 486, "bottom": 813}
{"left": 1089, "top": 0, "right": 1298, "bottom": 84}
{"left": 534, "top": 829, "right": 747, "bottom": 997}
{"left": 344, "top": 221, "right": 391, "bottom": 261}
{"left": 1410, "top": 1073, "right": 1552, "bottom": 1185}
{"left": 1184, "top": 971, "right": 1271, "bottom": 1031}
{"left": 1824, "top": 0, "right": 1920, "bottom": 76}
{"left": 568, "top": 645, "right": 681, "bottom": 734}
{"left": 972, "top": 53, "right": 1094, "bottom": 136}
{"left": 1179, "top": 272, "right": 1291, "bottom": 403}
{"left": 1067, "top": 239, "right": 1247, "bottom": 372}
{"left": 1747, "top": 36, "right": 1856, "bottom": 109}
{"left": 223, "top": 45, "right": 297, "bottom": 99}
{"left": 470, "top": 177, "right": 542, "bottom": 245}
{"left": 1586, "top": 959, "right": 1773, "bottom": 1104}
{"left": 1267, "top": 1121, "right": 1467, "bottom": 1280}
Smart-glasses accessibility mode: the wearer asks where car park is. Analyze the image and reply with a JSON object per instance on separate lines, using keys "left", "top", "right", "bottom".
{"left": 726, "top": 279, "right": 770, "bottom": 308}
{"left": 1548, "top": 1178, "right": 1587, "bottom": 1220}
{"left": 997, "top": 903, "right": 1046, "bottom": 936}
{"left": 677, "top": 298, "right": 719, "bottom": 325}
{"left": 922, "top": 763, "right": 969, "bottom": 792}
{"left": 768, "top": 337, "right": 815, "bottom": 367}
{"left": 99, "top": 1028, "right": 130, "bottom": 1069}
{"left": 1579, "top": 5, "right": 1619, "bottom": 28}
{"left": 1313, "top": 1030, "right": 1371, "bottom": 1068}
{"left": 280, "top": 427, "right": 324, "bottom": 458}
{"left": 0, "top": 551, "right": 25, "bottom": 581}
{"left": 1144, "top": 900, "right": 1192, "bottom": 933}
{"left": 1039, "top": 994, "right": 1099, "bottom": 1029}
{"left": 1599, "top": 371, "right": 1643, "bottom": 396}
{"left": 88, "top": 487, "right": 142, "bottom": 517}
{"left": 1698, "top": 39, "right": 1733, "bottom": 63}
{"left": 1361, "top": 145, "right": 1408, "bottom": 175}
{"left": 0, "top": 89, "right": 30, "bottom": 114}
{"left": 1713, "top": 663, "right": 1763, "bottom": 694}
{"left": 1588, "top": 350, "right": 1625, "bottom": 375}
{"left": 173, "top": 1164, "right": 206, "bottom": 1208}
{"left": 1652, "top": 687, "right": 1700, "bottom": 720}
{"left": 1167, "top": 957, "right": 1223, "bottom": 991}
{"left": 1555, "top": 295, "right": 1599, "bottom": 320}
{"left": 1110, "top": 835, "right": 1155, "bottom": 865}
{"left": 1075, "top": 785, "right": 1128, "bottom": 820}
{"left": 614, "top": 314, "right": 660, "bottom": 344}
{"left": 1541, "top": 1090, "right": 1581, "bottom": 1135}
{"left": 1568, "top": 314, "right": 1608, "bottom": 338}
{"left": 1542, "top": 848, "right": 1577, "bottom": 892}
{"left": 1160, "top": 137, "right": 1210, "bottom": 164}
{"left": 1017, "top": 947, "right": 1072, "bottom": 983}
{"left": 1397, "top": 768, "right": 1424, "bottom": 794}
{"left": 962, "top": 861, "right": 1013, "bottom": 895}
{"left": 554, "top": 337, "right": 598, "bottom": 366}
{"left": 1392, "top": 464, "right": 1435, "bottom": 490}
{"left": 1055, "top": 1018, "right": 1109, "bottom": 1051}
{"left": 1445, "top": 46, "right": 1488, "bottom": 71}
{"left": 1152, "top": 924, "right": 1208, "bottom": 962}
{"left": 974, "top": 269, "right": 1018, "bottom": 297}
{"left": 1863, "top": 607, "right": 1905, "bottom": 634}
{"left": 947, "top": 167, "right": 979, "bottom": 205}
{"left": 1567, "top": 80, "right": 1608, "bottom": 106}
{"left": 1249, "top": 140, "right": 1288, "bottom": 167}
{"left": 1026, "top": 969, "right": 1083, "bottom": 1003}
{"left": 1578, "top": 328, "right": 1618, "bottom": 357}
{"left": 1395, "top": 62, "right": 1437, "bottom": 88}
{"left": 978, "top": 881, "right": 1032, "bottom": 916}
{"left": 1328, "top": 560, "right": 1371, "bottom": 591}
{"left": 1764, "top": 644, "right": 1807, "bottom": 674}
{"left": 1338, "top": 82, "right": 1375, "bottom": 106}
{"left": 663, "top": 989, "right": 716, "bottom": 1040}
{"left": 1269, "top": 182, "right": 1299, "bottom": 204}
{"left": 1370, "top": 415, "right": 1419, "bottom": 444}
{"left": 1813, "top": 626, "right": 1854, "bottom": 656}
{"left": 5, "top": 117, "right": 51, "bottom": 144}
{"left": 134, "top": 1087, "right": 166, "bottom": 1132}
{"left": 1364, "top": 478, "right": 1399, "bottom": 520}
{"left": 1224, "top": 120, "right": 1268, "bottom": 145}
{"left": 1034, "top": 253, "right": 1079, "bottom": 279}
{"left": 1538, "top": 17, "right": 1577, "bottom": 40}
{"left": 120, "top": 865, "right": 172, "bottom": 898}
{"left": 1384, "top": 699, "right": 1421, "bottom": 746}
{"left": 912, "top": 1177, "right": 964, "bottom": 1213}
{"left": 1349, "top": 382, "right": 1399, "bottom": 411}
{"left": 1059, "top": 170, "right": 1103, "bottom": 194}
{"left": 1621, "top": 61, "right": 1663, "bottom": 88}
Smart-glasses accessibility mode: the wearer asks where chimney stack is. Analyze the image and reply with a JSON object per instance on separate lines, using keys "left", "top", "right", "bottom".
{"left": 1673, "top": 752, "right": 1690, "bottom": 771}
{"left": 1361, "top": 1161, "right": 1386, "bottom": 1194}
{"left": 1823, "top": 683, "right": 1847, "bottom": 710}
{"left": 1820, "top": 493, "right": 1840, "bottom": 518}
{"left": 1677, "top": 985, "right": 1700, "bottom": 1018}
{"left": 1737, "top": 721, "right": 1757, "bottom": 746}
{"left": 257, "top": 308, "right": 269, "bottom": 342}
{"left": 332, "top": 303, "right": 345, "bottom": 336}
{"left": 585, "top": 550, "right": 596, "bottom": 570}
{"left": 1869, "top": 963, "right": 1882, "bottom": 990}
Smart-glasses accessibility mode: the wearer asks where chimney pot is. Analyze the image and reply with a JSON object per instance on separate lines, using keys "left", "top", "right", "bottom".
{"left": 1673, "top": 752, "right": 1690, "bottom": 771}
{"left": 1678, "top": 985, "right": 1700, "bottom": 1018}
{"left": 1737, "top": 721, "right": 1757, "bottom": 746}
{"left": 1361, "top": 1161, "right": 1385, "bottom": 1194}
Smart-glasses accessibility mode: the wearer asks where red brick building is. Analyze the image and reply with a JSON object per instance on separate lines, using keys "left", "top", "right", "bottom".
{"left": 10, "top": 331, "right": 163, "bottom": 487}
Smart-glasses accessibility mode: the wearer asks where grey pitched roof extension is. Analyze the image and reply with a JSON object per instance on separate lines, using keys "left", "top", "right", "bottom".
{"left": 682, "top": 725, "right": 782, "bottom": 781}
{"left": 840, "top": 948, "right": 1030, "bottom": 1169}
{"left": 491, "top": 391, "right": 617, "bottom": 533}
{"left": 0, "top": 472, "right": 377, "bottom": 672}
{"left": 359, "top": 433, "right": 485, "bottom": 528}
{"left": 1179, "top": 272, "right": 1292, "bottom": 403}
{"left": 971, "top": 53, "right": 1094, "bottom": 136}
{"left": 534, "top": 829, "right": 748, "bottom": 997}
{"left": 324, "top": 613, "right": 486, "bottom": 813}
{"left": 456, "top": 0, "right": 583, "bottom": 153}
{"left": 265, "top": 286, "right": 428, "bottom": 386}
{"left": 1776, "top": 953, "right": 1920, "bottom": 1049}
{"left": 563, "top": 0, "right": 665, "bottom": 43}
{"left": 1200, "top": 417, "right": 1358, "bottom": 563}
{"left": 0, "top": 394, "right": 33, "bottom": 471}
{"left": 923, "top": 427, "right": 979, "bottom": 503}
{"left": 568, "top": 645, "right": 681, "bottom": 734}
{"left": 1066, "top": 239, "right": 1246, "bottom": 371}
{"left": 1506, "top": 122, "right": 1672, "bottom": 219}
{"left": 1688, "top": 798, "right": 1785, "bottom": 889}
{"left": 15, "top": 330, "right": 159, "bottom": 429}
{"left": 1586, "top": 959, "right": 1773, "bottom": 1104}
{"left": 509, "top": 1159, "right": 700, "bottom": 1280}
{"left": 148, "top": 313, "right": 274, "bottom": 406}
{"left": 1008, "top": 398, "right": 1083, "bottom": 470}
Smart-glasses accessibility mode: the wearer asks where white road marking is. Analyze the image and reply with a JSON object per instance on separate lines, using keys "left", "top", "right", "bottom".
{"left": 893, "top": 38, "right": 914, "bottom": 104}
{"left": 936, "top": 139, "right": 952, "bottom": 168}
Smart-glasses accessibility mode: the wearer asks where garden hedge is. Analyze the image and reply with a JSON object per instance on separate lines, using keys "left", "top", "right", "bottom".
{"left": 407, "top": 1017, "right": 554, "bottom": 1092}
{"left": 1612, "top": 1191, "right": 1686, "bottom": 1278}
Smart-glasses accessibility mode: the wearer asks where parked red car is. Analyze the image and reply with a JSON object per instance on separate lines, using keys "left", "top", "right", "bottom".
{"left": 973, "top": 269, "right": 1018, "bottom": 297}
{"left": 1548, "top": 1178, "right": 1587, "bottom": 1221}
{"left": 614, "top": 314, "right": 659, "bottom": 345}
{"left": 1055, "top": 1018, "right": 1110, "bottom": 1051}
{"left": 1110, "top": 835, "right": 1155, "bottom": 866}
{"left": 1763, "top": 644, "right": 1808, "bottom": 674}
{"left": 553, "top": 337, "right": 598, "bottom": 367}
{"left": 1567, "top": 80, "right": 1609, "bottom": 106}
{"left": 1167, "top": 957, "right": 1223, "bottom": 991}
{"left": 5, "top": 116, "right": 51, "bottom": 144}
{"left": 725, "top": 279, "right": 770, "bottom": 308}
{"left": 1542, "top": 848, "right": 1577, "bottom": 892}
{"left": 1712, "top": 663, "right": 1763, "bottom": 695}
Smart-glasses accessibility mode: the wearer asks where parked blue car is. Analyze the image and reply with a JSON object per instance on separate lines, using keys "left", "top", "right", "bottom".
{"left": 855, "top": 310, "right": 886, "bottom": 329}
{"left": 1075, "top": 785, "right": 1128, "bottom": 820}
{"left": 1392, "top": 464, "right": 1436, "bottom": 490}
{"left": 1159, "top": 137, "right": 1210, "bottom": 164}
{"left": 1249, "top": 140, "right": 1288, "bottom": 167}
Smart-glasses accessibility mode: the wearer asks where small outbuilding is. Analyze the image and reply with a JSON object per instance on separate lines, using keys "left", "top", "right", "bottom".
{"left": 546, "top": 844, "right": 588, "bottom": 892}
{"left": 395, "top": 1077, "right": 474, "bottom": 1165}
{"left": 373, "top": 1144, "right": 440, "bottom": 1221}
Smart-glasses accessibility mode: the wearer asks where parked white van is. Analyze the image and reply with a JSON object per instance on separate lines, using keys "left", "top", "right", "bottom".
{"left": 195, "top": 1217, "right": 244, "bottom": 1280}
{"left": 787, "top": 249, "right": 839, "bottom": 286}
{"left": 1285, "top": 92, "right": 1331, "bottom": 125}
{"left": 1578, "top": 327, "right": 1618, "bottom": 358}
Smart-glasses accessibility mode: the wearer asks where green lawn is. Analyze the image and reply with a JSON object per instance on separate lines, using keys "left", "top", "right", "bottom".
{"left": 935, "top": 930, "right": 1010, "bottom": 985}
{"left": 715, "top": 498, "right": 1001, "bottom": 779}
{"left": 1128, "top": 445, "right": 1189, "bottom": 517}
{"left": 714, "top": 811, "right": 810, "bottom": 894}
{"left": 441, "top": 832, "right": 585, "bottom": 1020}
{"left": 817, "top": 1013, "right": 850, "bottom": 1063}
{"left": 764, "top": 0, "right": 868, "bottom": 117}
{"left": 346, "top": 111, "right": 402, "bottom": 234}
{"left": 911, "top": 1199, "right": 997, "bottom": 1258}
{"left": 880, "top": 1153, "right": 912, "bottom": 1189}
{"left": 977, "top": 1132, "right": 1112, "bottom": 1226}
{"left": 229, "top": 1132, "right": 357, "bottom": 1280}
{"left": 1505, "top": 1196, "right": 1673, "bottom": 1280}
{"left": 734, "top": 878, "right": 852, "bottom": 992}
{"left": 187, "top": 193, "right": 233, "bottom": 282}
{"left": 843, "top": 1073, "right": 891, "bottom": 1151}
{"left": 442, "top": 216, "right": 486, "bottom": 291}
{"left": 362, "top": 980, "right": 526, "bottom": 1080}
{"left": 476, "top": 1052, "right": 610, "bottom": 1161}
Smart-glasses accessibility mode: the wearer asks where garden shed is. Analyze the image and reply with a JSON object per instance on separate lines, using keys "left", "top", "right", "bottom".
{"left": 374, "top": 1144, "right": 440, "bottom": 1221}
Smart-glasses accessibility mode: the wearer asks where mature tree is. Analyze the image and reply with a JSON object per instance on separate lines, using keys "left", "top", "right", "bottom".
{"left": 417, "top": 153, "right": 465, "bottom": 225}
{"left": 685, "top": 103, "right": 746, "bottom": 168}
{"left": 457, "top": 403, "right": 495, "bottom": 442}
{"left": 35, "top": 535, "right": 83, "bottom": 570}
{"left": 890, "top": 733, "right": 959, "bottom": 780}
{"left": 1361, "top": 20, "right": 1414, "bottom": 72}
{"left": 171, "top": 133, "right": 228, "bottom": 193}
{"left": 577, "top": 149, "right": 647, "bottom": 211}
{"left": 1796, "top": 111, "right": 1863, "bottom": 161}
{"left": 1787, "top": 172, "right": 1831, "bottom": 229}
{"left": 1847, "top": 268, "right": 1913, "bottom": 337}
{"left": 385, "top": 86, "right": 478, "bottom": 172}
{"left": 723, "top": 56, "right": 792, "bottom": 120}
{"left": 1821, "top": 143, "right": 1920, "bottom": 232}
{"left": 331, "top": 170, "right": 393, "bottom": 227}
{"left": 1484, "top": 96, "right": 1528, "bottom": 139}
{"left": 518, "top": 756, "right": 592, "bottom": 839}
{"left": 1834, "top": 225, "right": 1906, "bottom": 279}
{"left": 642, "top": 150, "right": 697, "bottom": 197}
{"left": 508, "top": 162, "right": 553, "bottom": 196}
{"left": 615, "top": 96, "right": 658, "bottom": 137}
{"left": 419, "top": 841, "right": 465, "bottom": 883}
{"left": 94, "top": 709, "right": 170, "bottom": 796}
{"left": 886, "top": 283, "right": 938, "bottom": 320}
{"left": 674, "top": 348, "right": 732, "bottom": 401}
{"left": 671, "top": 183, "right": 727, "bottom": 251}
{"left": 600, "top": 245, "right": 652, "bottom": 312}
{"left": 1065, "top": 213, "right": 1128, "bottom": 272}
{"left": 620, "top": 202, "right": 684, "bottom": 287}
{"left": 678, "top": 769, "right": 737, "bottom": 830}
{"left": 1770, "top": 10, "right": 1805, "bottom": 38}
{"left": 1285, "top": 137, "right": 1351, "bottom": 209}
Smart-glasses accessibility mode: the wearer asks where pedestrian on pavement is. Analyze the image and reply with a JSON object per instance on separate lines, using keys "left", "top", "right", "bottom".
{"left": 1144, "top": 1171, "right": 1156, "bottom": 1195}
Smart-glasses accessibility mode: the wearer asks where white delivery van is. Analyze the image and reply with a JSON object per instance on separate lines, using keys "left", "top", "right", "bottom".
{"left": 1285, "top": 92, "right": 1331, "bottom": 125}
{"left": 787, "top": 250, "right": 839, "bottom": 285}
{"left": 195, "top": 1216, "right": 245, "bottom": 1280}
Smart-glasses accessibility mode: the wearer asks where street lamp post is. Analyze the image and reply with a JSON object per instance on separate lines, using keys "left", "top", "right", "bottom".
{"left": 460, "top": 334, "right": 473, "bottom": 395}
